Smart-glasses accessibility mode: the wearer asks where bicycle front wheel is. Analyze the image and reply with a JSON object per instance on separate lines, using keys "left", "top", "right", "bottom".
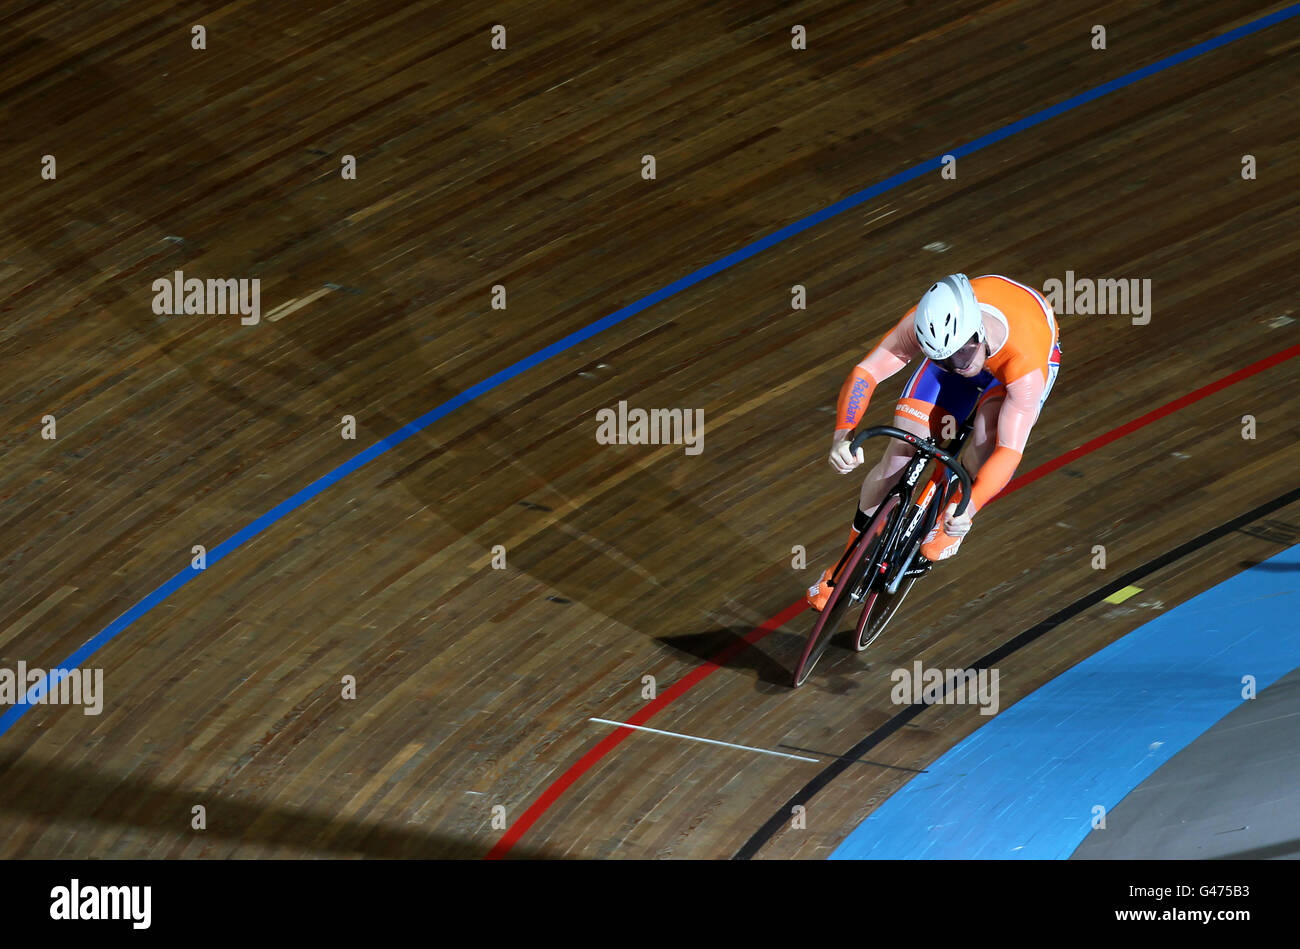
{"left": 791, "top": 496, "right": 900, "bottom": 687}
{"left": 853, "top": 573, "right": 918, "bottom": 652}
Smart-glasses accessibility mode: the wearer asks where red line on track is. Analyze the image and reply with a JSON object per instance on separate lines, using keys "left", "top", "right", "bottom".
{"left": 486, "top": 342, "right": 1299, "bottom": 859}
{"left": 1000, "top": 342, "right": 1300, "bottom": 496}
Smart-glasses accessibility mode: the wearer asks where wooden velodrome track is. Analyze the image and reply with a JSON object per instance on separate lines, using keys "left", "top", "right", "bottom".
{"left": 1, "top": 0, "right": 1297, "bottom": 859}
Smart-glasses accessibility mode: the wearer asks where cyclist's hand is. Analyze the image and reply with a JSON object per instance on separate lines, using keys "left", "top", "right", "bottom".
{"left": 942, "top": 503, "right": 973, "bottom": 537}
{"left": 828, "top": 432, "right": 865, "bottom": 474}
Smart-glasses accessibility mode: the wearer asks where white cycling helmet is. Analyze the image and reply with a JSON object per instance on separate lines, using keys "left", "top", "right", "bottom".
{"left": 913, "top": 273, "right": 984, "bottom": 361}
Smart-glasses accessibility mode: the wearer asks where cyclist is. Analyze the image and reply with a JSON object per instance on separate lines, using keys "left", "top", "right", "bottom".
{"left": 806, "top": 273, "right": 1061, "bottom": 611}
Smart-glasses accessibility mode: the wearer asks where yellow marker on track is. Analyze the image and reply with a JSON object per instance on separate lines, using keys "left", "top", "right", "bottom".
{"left": 1104, "top": 585, "right": 1143, "bottom": 605}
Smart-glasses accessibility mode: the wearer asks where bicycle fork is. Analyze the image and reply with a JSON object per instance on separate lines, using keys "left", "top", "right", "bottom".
{"left": 882, "top": 473, "right": 946, "bottom": 594}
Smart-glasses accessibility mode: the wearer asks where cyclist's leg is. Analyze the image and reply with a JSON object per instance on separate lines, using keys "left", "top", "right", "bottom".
{"left": 863, "top": 359, "right": 996, "bottom": 518}
{"left": 856, "top": 359, "right": 948, "bottom": 516}
{"left": 807, "top": 361, "right": 939, "bottom": 611}
{"left": 855, "top": 417, "right": 928, "bottom": 514}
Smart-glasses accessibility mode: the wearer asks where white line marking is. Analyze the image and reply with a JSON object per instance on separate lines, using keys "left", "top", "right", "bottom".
{"left": 265, "top": 285, "right": 336, "bottom": 322}
{"left": 588, "top": 718, "right": 818, "bottom": 763}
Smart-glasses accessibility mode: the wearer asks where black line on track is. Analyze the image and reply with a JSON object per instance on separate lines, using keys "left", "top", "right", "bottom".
{"left": 733, "top": 485, "right": 1300, "bottom": 860}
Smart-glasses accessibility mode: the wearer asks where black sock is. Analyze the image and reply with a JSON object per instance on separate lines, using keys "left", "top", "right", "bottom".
{"left": 852, "top": 506, "right": 872, "bottom": 532}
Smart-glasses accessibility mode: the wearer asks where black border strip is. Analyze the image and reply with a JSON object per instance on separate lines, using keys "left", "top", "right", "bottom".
{"left": 733, "top": 485, "right": 1300, "bottom": 859}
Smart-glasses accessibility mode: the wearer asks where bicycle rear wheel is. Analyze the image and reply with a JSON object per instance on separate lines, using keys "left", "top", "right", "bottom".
{"left": 791, "top": 496, "right": 900, "bottom": 687}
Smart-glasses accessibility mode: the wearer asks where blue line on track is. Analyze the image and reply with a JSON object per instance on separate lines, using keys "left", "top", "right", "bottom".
{"left": 3, "top": 4, "right": 1297, "bottom": 736}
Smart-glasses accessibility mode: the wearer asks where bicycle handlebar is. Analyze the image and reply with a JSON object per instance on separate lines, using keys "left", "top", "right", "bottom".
{"left": 848, "top": 425, "right": 974, "bottom": 517}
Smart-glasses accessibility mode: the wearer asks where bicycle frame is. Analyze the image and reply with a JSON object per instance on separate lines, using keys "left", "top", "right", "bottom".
{"left": 884, "top": 415, "right": 978, "bottom": 591}
{"left": 831, "top": 408, "right": 978, "bottom": 600}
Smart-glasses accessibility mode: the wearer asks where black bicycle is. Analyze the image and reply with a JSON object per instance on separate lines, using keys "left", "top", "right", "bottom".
{"left": 791, "top": 409, "right": 976, "bottom": 687}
